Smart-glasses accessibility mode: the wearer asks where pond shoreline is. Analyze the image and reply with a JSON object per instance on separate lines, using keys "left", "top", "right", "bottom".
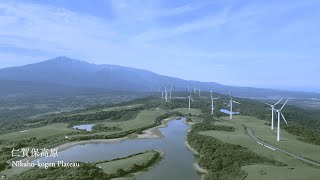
{"left": 184, "top": 120, "right": 209, "bottom": 177}
{"left": 17, "top": 117, "right": 205, "bottom": 180}
{"left": 21, "top": 117, "right": 177, "bottom": 163}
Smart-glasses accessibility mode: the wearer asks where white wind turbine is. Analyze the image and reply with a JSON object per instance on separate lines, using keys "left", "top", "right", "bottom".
{"left": 188, "top": 92, "right": 194, "bottom": 109}
{"left": 264, "top": 98, "right": 283, "bottom": 130}
{"left": 169, "top": 86, "right": 173, "bottom": 100}
{"left": 210, "top": 96, "right": 220, "bottom": 115}
{"left": 228, "top": 92, "right": 240, "bottom": 119}
{"left": 275, "top": 99, "right": 289, "bottom": 142}
{"left": 165, "top": 87, "right": 168, "bottom": 102}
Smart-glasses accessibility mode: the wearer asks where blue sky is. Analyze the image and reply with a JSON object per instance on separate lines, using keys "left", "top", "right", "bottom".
{"left": 0, "top": 0, "right": 319, "bottom": 92}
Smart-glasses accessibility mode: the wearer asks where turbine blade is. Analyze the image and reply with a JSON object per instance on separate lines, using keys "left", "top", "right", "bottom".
{"left": 280, "top": 99, "right": 289, "bottom": 110}
{"left": 263, "top": 102, "right": 272, "bottom": 106}
{"left": 213, "top": 97, "right": 220, "bottom": 100}
{"left": 274, "top": 98, "right": 283, "bottom": 106}
{"left": 281, "top": 113, "right": 288, "bottom": 125}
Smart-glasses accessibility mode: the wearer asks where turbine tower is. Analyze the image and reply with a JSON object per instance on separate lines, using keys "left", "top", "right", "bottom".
{"left": 228, "top": 92, "right": 240, "bottom": 119}
{"left": 161, "top": 89, "right": 164, "bottom": 99}
{"left": 198, "top": 88, "right": 201, "bottom": 96}
{"left": 264, "top": 98, "right": 283, "bottom": 130}
{"left": 188, "top": 92, "right": 194, "bottom": 109}
{"left": 169, "top": 86, "right": 173, "bottom": 100}
{"left": 275, "top": 99, "right": 289, "bottom": 142}
{"left": 188, "top": 92, "right": 191, "bottom": 109}
{"left": 165, "top": 87, "right": 168, "bottom": 102}
{"left": 211, "top": 96, "right": 220, "bottom": 115}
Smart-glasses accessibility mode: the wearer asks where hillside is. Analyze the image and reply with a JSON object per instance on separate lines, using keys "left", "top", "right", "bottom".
{"left": 0, "top": 56, "right": 319, "bottom": 99}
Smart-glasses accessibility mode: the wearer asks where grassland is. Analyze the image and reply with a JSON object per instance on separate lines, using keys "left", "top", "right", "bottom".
{"left": 101, "top": 104, "right": 144, "bottom": 112}
{"left": 0, "top": 107, "right": 167, "bottom": 178}
{"left": 199, "top": 115, "right": 320, "bottom": 179}
{"left": 173, "top": 108, "right": 202, "bottom": 116}
{"left": 0, "top": 108, "right": 167, "bottom": 141}
{"left": 1, "top": 167, "right": 32, "bottom": 178}
{"left": 243, "top": 164, "right": 320, "bottom": 180}
{"left": 97, "top": 151, "right": 160, "bottom": 175}
{"left": 0, "top": 123, "right": 75, "bottom": 141}
{"left": 69, "top": 104, "right": 144, "bottom": 116}
{"left": 3, "top": 95, "right": 319, "bottom": 179}
{"left": 71, "top": 109, "right": 167, "bottom": 137}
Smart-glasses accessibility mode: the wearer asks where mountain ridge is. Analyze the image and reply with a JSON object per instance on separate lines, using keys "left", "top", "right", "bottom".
{"left": 0, "top": 56, "right": 319, "bottom": 98}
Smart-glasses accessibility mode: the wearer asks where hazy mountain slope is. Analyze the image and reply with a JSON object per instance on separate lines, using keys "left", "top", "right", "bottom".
{"left": 0, "top": 56, "right": 319, "bottom": 98}
{"left": 0, "top": 79, "right": 113, "bottom": 97}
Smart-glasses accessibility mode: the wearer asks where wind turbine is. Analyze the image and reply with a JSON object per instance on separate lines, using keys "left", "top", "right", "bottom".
{"left": 165, "top": 87, "right": 168, "bottom": 102}
{"left": 264, "top": 98, "right": 283, "bottom": 130}
{"left": 275, "top": 99, "right": 289, "bottom": 142}
{"left": 188, "top": 92, "right": 194, "bottom": 109}
{"left": 211, "top": 96, "right": 220, "bottom": 115}
{"left": 169, "top": 86, "right": 173, "bottom": 100}
{"left": 228, "top": 92, "right": 240, "bottom": 119}
{"left": 161, "top": 89, "right": 164, "bottom": 99}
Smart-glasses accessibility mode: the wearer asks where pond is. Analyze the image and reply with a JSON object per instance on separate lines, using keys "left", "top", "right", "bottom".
{"left": 220, "top": 108, "right": 240, "bottom": 115}
{"left": 35, "top": 119, "right": 201, "bottom": 180}
{"left": 72, "top": 124, "right": 95, "bottom": 131}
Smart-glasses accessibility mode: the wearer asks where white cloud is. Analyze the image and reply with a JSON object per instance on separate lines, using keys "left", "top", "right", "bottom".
{"left": 0, "top": 0, "right": 318, "bottom": 90}
{"left": 0, "top": 0, "right": 232, "bottom": 68}
{"left": 132, "top": 11, "right": 229, "bottom": 42}
{"left": 0, "top": 1, "right": 120, "bottom": 58}
{"left": 109, "top": 0, "right": 210, "bottom": 22}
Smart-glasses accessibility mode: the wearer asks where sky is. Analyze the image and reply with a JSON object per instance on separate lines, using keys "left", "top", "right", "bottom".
{"left": 0, "top": 0, "right": 319, "bottom": 92}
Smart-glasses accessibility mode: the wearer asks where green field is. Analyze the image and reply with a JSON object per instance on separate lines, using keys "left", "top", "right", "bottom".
{"left": 0, "top": 123, "right": 75, "bottom": 141}
{"left": 199, "top": 115, "right": 320, "bottom": 179}
{"left": 69, "top": 104, "right": 144, "bottom": 116}
{"left": 0, "top": 107, "right": 166, "bottom": 178}
{"left": 1, "top": 108, "right": 167, "bottom": 141}
{"left": 173, "top": 108, "right": 202, "bottom": 116}
{"left": 243, "top": 164, "right": 320, "bottom": 180}
{"left": 68, "top": 108, "right": 167, "bottom": 138}
{"left": 101, "top": 104, "right": 143, "bottom": 112}
{"left": 1, "top": 166, "right": 32, "bottom": 178}
{"left": 97, "top": 151, "right": 159, "bottom": 175}
{"left": 0, "top": 108, "right": 166, "bottom": 143}
{"left": 100, "top": 109, "right": 166, "bottom": 132}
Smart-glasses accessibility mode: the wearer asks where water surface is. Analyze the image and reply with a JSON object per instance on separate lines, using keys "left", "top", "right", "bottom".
{"left": 72, "top": 124, "right": 95, "bottom": 131}
{"left": 220, "top": 108, "right": 240, "bottom": 115}
{"left": 36, "top": 119, "right": 201, "bottom": 180}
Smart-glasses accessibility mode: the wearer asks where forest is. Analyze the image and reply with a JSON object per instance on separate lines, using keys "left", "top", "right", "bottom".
{"left": 187, "top": 123, "right": 285, "bottom": 180}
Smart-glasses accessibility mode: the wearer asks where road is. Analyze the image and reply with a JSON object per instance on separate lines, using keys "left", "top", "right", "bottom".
{"left": 243, "top": 125, "right": 320, "bottom": 167}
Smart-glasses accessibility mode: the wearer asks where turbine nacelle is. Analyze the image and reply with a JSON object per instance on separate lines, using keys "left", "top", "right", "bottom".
{"left": 264, "top": 98, "right": 284, "bottom": 130}
{"left": 228, "top": 92, "right": 240, "bottom": 119}
{"left": 275, "top": 99, "right": 289, "bottom": 142}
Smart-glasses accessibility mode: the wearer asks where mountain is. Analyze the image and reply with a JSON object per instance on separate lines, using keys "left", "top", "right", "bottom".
{"left": 0, "top": 56, "right": 319, "bottom": 99}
